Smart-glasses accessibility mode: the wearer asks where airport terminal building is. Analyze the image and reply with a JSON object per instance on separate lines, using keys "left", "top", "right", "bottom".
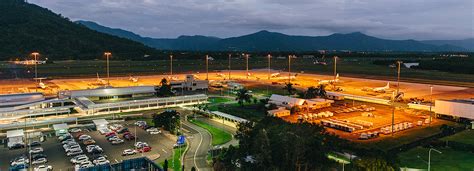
{"left": 0, "top": 86, "right": 208, "bottom": 131}
{"left": 435, "top": 99, "right": 474, "bottom": 120}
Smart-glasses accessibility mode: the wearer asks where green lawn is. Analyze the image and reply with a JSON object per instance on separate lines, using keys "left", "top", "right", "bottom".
{"left": 158, "top": 145, "right": 187, "bottom": 171}
{"left": 441, "top": 130, "right": 474, "bottom": 145}
{"left": 208, "top": 97, "right": 232, "bottom": 104}
{"left": 189, "top": 119, "right": 232, "bottom": 146}
{"left": 399, "top": 146, "right": 474, "bottom": 171}
{"left": 208, "top": 103, "right": 266, "bottom": 122}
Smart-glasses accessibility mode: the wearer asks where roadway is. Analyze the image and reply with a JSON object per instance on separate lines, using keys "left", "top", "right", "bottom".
{"left": 181, "top": 115, "right": 213, "bottom": 171}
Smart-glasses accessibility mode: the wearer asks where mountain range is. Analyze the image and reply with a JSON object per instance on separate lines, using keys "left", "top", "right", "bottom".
{"left": 76, "top": 20, "right": 473, "bottom": 52}
{"left": 0, "top": 0, "right": 161, "bottom": 60}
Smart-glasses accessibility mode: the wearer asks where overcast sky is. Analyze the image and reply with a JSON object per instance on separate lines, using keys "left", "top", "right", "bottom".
{"left": 30, "top": 0, "right": 473, "bottom": 40}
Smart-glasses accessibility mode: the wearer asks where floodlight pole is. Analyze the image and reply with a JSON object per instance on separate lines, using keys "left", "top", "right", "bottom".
{"left": 104, "top": 52, "right": 112, "bottom": 87}
{"left": 170, "top": 55, "right": 173, "bottom": 76}
{"left": 288, "top": 55, "right": 292, "bottom": 84}
{"left": 429, "top": 85, "right": 433, "bottom": 127}
{"left": 333, "top": 56, "right": 338, "bottom": 90}
{"left": 32, "top": 52, "right": 39, "bottom": 81}
{"left": 228, "top": 54, "right": 231, "bottom": 80}
{"left": 267, "top": 54, "right": 271, "bottom": 80}
{"left": 246, "top": 54, "right": 249, "bottom": 79}
{"left": 397, "top": 61, "right": 402, "bottom": 95}
{"left": 206, "top": 55, "right": 209, "bottom": 80}
{"left": 391, "top": 91, "right": 395, "bottom": 136}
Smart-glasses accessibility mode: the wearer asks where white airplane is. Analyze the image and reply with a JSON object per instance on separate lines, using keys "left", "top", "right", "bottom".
{"left": 95, "top": 73, "right": 107, "bottom": 85}
{"left": 168, "top": 76, "right": 179, "bottom": 81}
{"left": 317, "top": 74, "right": 339, "bottom": 85}
{"left": 216, "top": 73, "right": 225, "bottom": 78}
{"left": 35, "top": 78, "right": 47, "bottom": 89}
{"left": 270, "top": 72, "right": 281, "bottom": 78}
{"left": 277, "top": 74, "right": 298, "bottom": 81}
{"left": 129, "top": 75, "right": 139, "bottom": 83}
{"left": 362, "top": 82, "right": 391, "bottom": 93}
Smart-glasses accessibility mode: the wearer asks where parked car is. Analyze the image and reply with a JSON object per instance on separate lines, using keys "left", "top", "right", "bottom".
{"left": 31, "top": 158, "right": 48, "bottom": 165}
{"left": 107, "top": 136, "right": 120, "bottom": 142}
{"left": 122, "top": 149, "right": 136, "bottom": 156}
{"left": 105, "top": 132, "right": 116, "bottom": 137}
{"left": 78, "top": 134, "right": 92, "bottom": 141}
{"left": 10, "top": 157, "right": 29, "bottom": 166}
{"left": 69, "top": 128, "right": 82, "bottom": 133}
{"left": 9, "top": 143, "right": 25, "bottom": 150}
{"left": 33, "top": 165, "right": 52, "bottom": 171}
{"left": 29, "top": 147, "right": 44, "bottom": 154}
{"left": 70, "top": 155, "right": 89, "bottom": 164}
{"left": 123, "top": 133, "right": 135, "bottom": 140}
{"left": 83, "top": 139, "right": 96, "bottom": 145}
{"left": 134, "top": 121, "right": 146, "bottom": 126}
{"left": 28, "top": 141, "right": 41, "bottom": 147}
{"left": 138, "top": 146, "right": 151, "bottom": 153}
{"left": 10, "top": 164, "right": 29, "bottom": 170}
{"left": 92, "top": 157, "right": 108, "bottom": 164}
{"left": 134, "top": 142, "right": 149, "bottom": 149}
{"left": 66, "top": 149, "right": 83, "bottom": 156}
{"left": 150, "top": 130, "right": 161, "bottom": 134}
{"left": 32, "top": 154, "right": 47, "bottom": 160}
{"left": 117, "top": 127, "right": 129, "bottom": 134}
{"left": 75, "top": 161, "right": 94, "bottom": 169}
{"left": 146, "top": 127, "right": 158, "bottom": 132}
{"left": 111, "top": 139, "right": 124, "bottom": 145}
{"left": 91, "top": 154, "right": 108, "bottom": 161}
{"left": 61, "top": 139, "right": 76, "bottom": 144}
{"left": 98, "top": 128, "right": 111, "bottom": 135}
{"left": 58, "top": 134, "right": 72, "bottom": 141}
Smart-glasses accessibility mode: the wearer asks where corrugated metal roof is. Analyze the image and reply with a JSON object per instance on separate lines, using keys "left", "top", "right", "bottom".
{"left": 61, "top": 86, "right": 156, "bottom": 98}
{"left": 269, "top": 94, "right": 305, "bottom": 106}
{"left": 211, "top": 111, "right": 248, "bottom": 122}
{"left": 0, "top": 93, "right": 45, "bottom": 107}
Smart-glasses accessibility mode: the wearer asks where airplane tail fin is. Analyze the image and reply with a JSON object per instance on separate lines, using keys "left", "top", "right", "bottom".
{"left": 385, "top": 82, "right": 390, "bottom": 88}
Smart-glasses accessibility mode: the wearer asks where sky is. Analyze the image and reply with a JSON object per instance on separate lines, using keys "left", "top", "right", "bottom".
{"left": 29, "top": 0, "right": 473, "bottom": 40}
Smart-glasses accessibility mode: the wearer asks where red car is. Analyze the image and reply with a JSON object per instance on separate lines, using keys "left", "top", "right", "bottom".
{"left": 123, "top": 134, "right": 135, "bottom": 140}
{"left": 75, "top": 133, "right": 84, "bottom": 138}
{"left": 138, "top": 146, "right": 151, "bottom": 153}
{"left": 105, "top": 132, "right": 116, "bottom": 137}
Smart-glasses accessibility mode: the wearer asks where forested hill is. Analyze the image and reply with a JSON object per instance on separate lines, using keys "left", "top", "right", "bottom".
{"left": 0, "top": 0, "right": 162, "bottom": 60}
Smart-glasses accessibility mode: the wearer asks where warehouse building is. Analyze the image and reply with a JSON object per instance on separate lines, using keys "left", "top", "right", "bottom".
{"left": 435, "top": 99, "right": 474, "bottom": 120}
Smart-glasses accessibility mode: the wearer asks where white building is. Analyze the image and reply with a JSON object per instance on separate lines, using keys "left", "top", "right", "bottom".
{"left": 268, "top": 94, "right": 333, "bottom": 109}
{"left": 435, "top": 99, "right": 474, "bottom": 120}
{"left": 170, "top": 75, "right": 209, "bottom": 91}
{"left": 267, "top": 108, "right": 291, "bottom": 117}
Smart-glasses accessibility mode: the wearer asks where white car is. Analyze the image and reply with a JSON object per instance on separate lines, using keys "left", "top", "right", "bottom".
{"left": 63, "top": 142, "right": 79, "bottom": 149}
{"left": 29, "top": 147, "right": 44, "bottom": 154}
{"left": 34, "top": 165, "right": 52, "bottom": 171}
{"left": 134, "top": 142, "right": 149, "bottom": 148}
{"left": 75, "top": 162, "right": 94, "bottom": 170}
{"left": 61, "top": 139, "right": 76, "bottom": 144}
{"left": 146, "top": 127, "right": 158, "bottom": 132}
{"left": 93, "top": 157, "right": 108, "bottom": 164}
{"left": 135, "top": 121, "right": 146, "bottom": 126}
{"left": 95, "top": 160, "right": 110, "bottom": 166}
{"left": 70, "top": 155, "right": 89, "bottom": 164}
{"left": 86, "top": 145, "right": 100, "bottom": 151}
{"left": 111, "top": 139, "right": 124, "bottom": 145}
{"left": 32, "top": 158, "right": 48, "bottom": 165}
{"left": 69, "top": 128, "right": 82, "bottom": 133}
{"left": 65, "top": 145, "right": 81, "bottom": 152}
{"left": 78, "top": 135, "right": 92, "bottom": 141}
{"left": 98, "top": 128, "right": 112, "bottom": 135}
{"left": 149, "top": 130, "right": 161, "bottom": 134}
{"left": 67, "top": 149, "right": 83, "bottom": 156}
{"left": 122, "top": 149, "right": 136, "bottom": 156}
{"left": 10, "top": 158, "right": 29, "bottom": 166}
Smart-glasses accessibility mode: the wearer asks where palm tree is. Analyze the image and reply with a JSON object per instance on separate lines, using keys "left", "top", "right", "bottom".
{"left": 316, "top": 84, "right": 327, "bottom": 98}
{"left": 304, "top": 86, "right": 318, "bottom": 99}
{"left": 283, "top": 83, "right": 296, "bottom": 95}
{"left": 235, "top": 88, "right": 252, "bottom": 107}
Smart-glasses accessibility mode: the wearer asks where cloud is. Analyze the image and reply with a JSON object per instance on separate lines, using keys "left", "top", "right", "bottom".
{"left": 29, "top": 0, "right": 473, "bottom": 40}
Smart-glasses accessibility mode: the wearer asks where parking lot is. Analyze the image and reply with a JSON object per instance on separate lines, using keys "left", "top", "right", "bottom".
{"left": 1, "top": 120, "right": 175, "bottom": 170}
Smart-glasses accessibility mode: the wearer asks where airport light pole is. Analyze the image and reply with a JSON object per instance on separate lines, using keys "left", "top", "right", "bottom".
{"left": 170, "top": 55, "right": 173, "bottom": 76}
{"left": 333, "top": 56, "right": 338, "bottom": 90}
{"left": 267, "top": 54, "right": 271, "bottom": 80}
{"left": 288, "top": 55, "right": 292, "bottom": 84}
{"left": 246, "top": 53, "right": 249, "bottom": 79}
{"left": 396, "top": 61, "right": 402, "bottom": 95}
{"left": 104, "top": 52, "right": 112, "bottom": 86}
{"left": 31, "top": 52, "right": 40, "bottom": 81}
{"left": 429, "top": 85, "right": 433, "bottom": 127}
{"left": 428, "top": 148, "right": 442, "bottom": 171}
{"left": 206, "top": 55, "right": 209, "bottom": 80}
{"left": 391, "top": 91, "right": 395, "bottom": 136}
{"left": 228, "top": 54, "right": 231, "bottom": 80}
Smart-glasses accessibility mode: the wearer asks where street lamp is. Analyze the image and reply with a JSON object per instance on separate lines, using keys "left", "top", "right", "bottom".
{"left": 396, "top": 61, "right": 402, "bottom": 95}
{"left": 205, "top": 55, "right": 209, "bottom": 80}
{"left": 333, "top": 56, "right": 338, "bottom": 89}
{"left": 170, "top": 55, "right": 173, "bottom": 76}
{"left": 267, "top": 54, "right": 271, "bottom": 80}
{"left": 428, "top": 148, "right": 442, "bottom": 171}
{"left": 429, "top": 85, "right": 433, "bottom": 127}
{"left": 104, "top": 52, "right": 112, "bottom": 86}
{"left": 31, "top": 52, "right": 40, "bottom": 81}
{"left": 228, "top": 54, "right": 231, "bottom": 80}
{"left": 245, "top": 53, "right": 249, "bottom": 79}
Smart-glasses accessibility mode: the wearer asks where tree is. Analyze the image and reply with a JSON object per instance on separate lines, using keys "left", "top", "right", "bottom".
{"left": 303, "top": 86, "right": 318, "bottom": 99}
{"left": 163, "top": 159, "right": 168, "bottom": 171}
{"left": 152, "top": 110, "right": 180, "bottom": 134}
{"left": 235, "top": 89, "right": 252, "bottom": 107}
{"left": 316, "top": 84, "right": 327, "bottom": 97}
{"left": 191, "top": 167, "right": 196, "bottom": 171}
{"left": 283, "top": 83, "right": 296, "bottom": 95}
{"left": 354, "top": 157, "right": 395, "bottom": 171}
{"left": 156, "top": 78, "right": 173, "bottom": 97}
